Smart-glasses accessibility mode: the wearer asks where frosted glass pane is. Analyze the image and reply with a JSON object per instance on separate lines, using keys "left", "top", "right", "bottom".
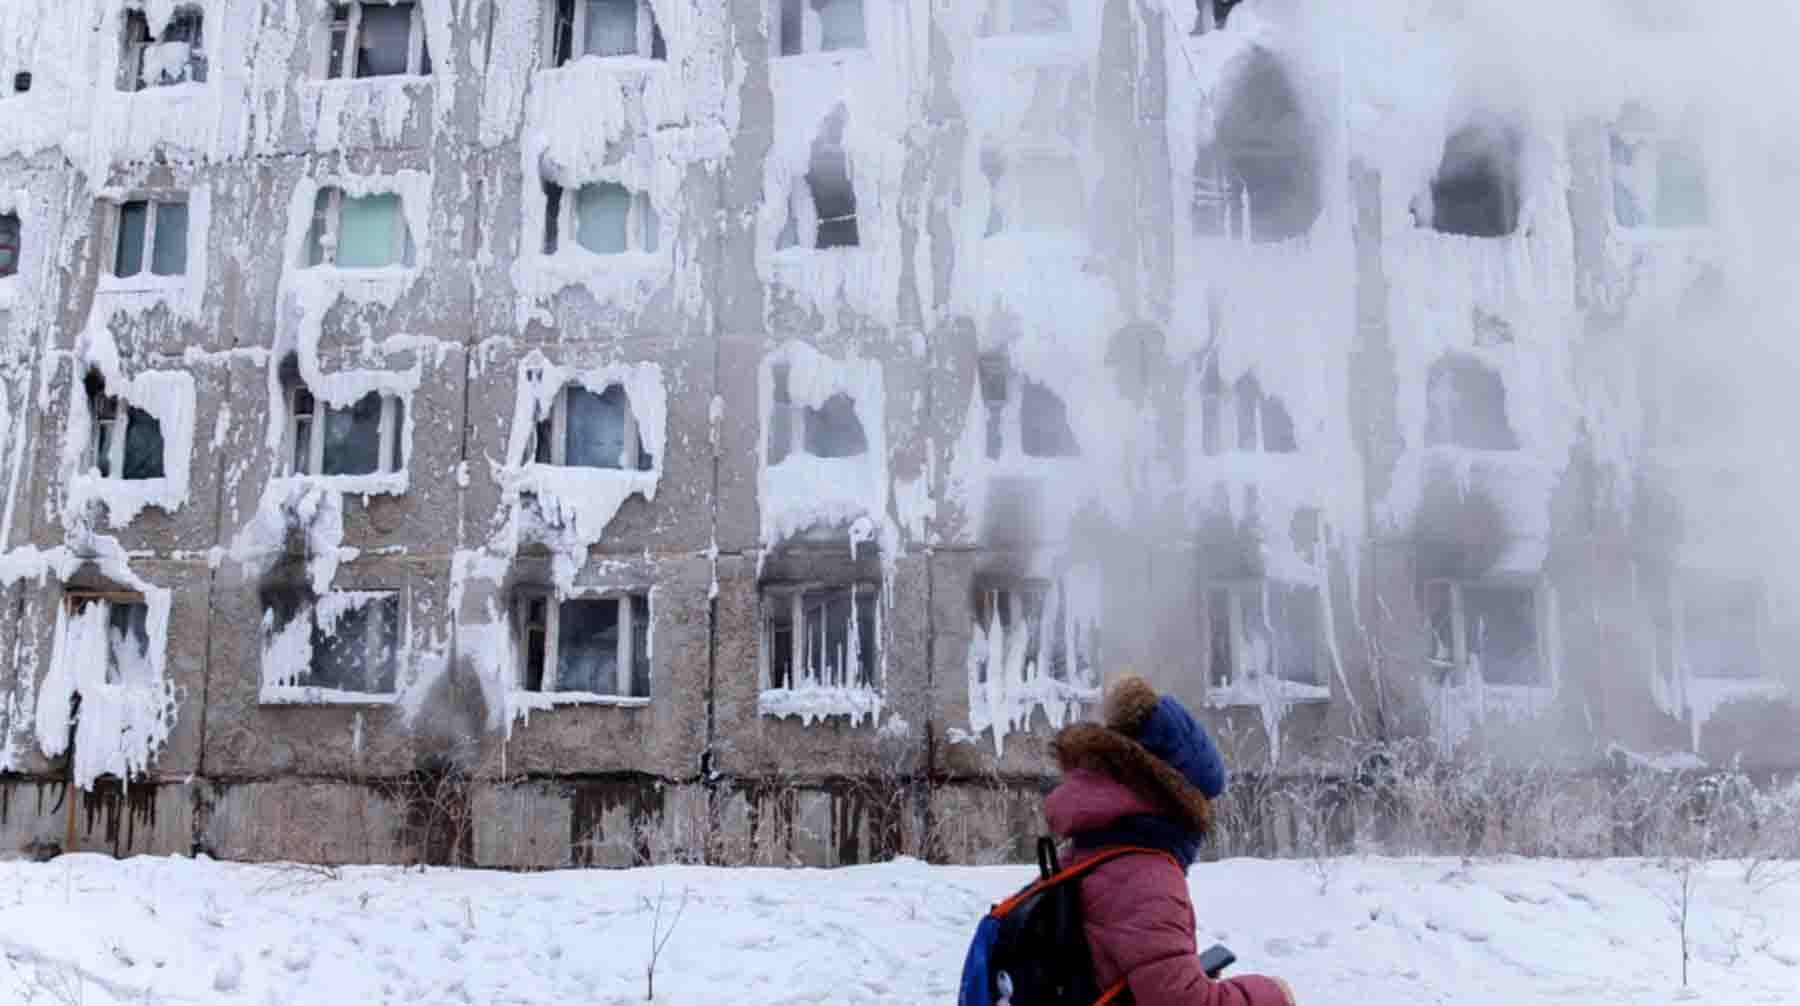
{"left": 1463, "top": 586, "right": 1539, "bottom": 686}
{"left": 585, "top": 0, "right": 637, "bottom": 57}
{"left": 817, "top": 0, "right": 865, "bottom": 51}
{"left": 336, "top": 193, "right": 402, "bottom": 268}
{"left": 310, "top": 595, "right": 398, "bottom": 693}
{"left": 356, "top": 5, "right": 413, "bottom": 78}
{"left": 150, "top": 202, "right": 187, "bottom": 276}
{"left": 575, "top": 183, "right": 630, "bottom": 254}
{"left": 115, "top": 201, "right": 148, "bottom": 277}
{"left": 557, "top": 599, "right": 619, "bottom": 693}
{"left": 321, "top": 393, "right": 384, "bottom": 476}
{"left": 564, "top": 386, "right": 626, "bottom": 469}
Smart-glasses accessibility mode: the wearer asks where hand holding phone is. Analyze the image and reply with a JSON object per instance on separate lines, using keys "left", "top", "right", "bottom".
{"left": 1197, "top": 943, "right": 1236, "bottom": 979}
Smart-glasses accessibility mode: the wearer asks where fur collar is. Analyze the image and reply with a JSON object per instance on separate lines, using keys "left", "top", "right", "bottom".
{"left": 1053, "top": 723, "right": 1212, "bottom": 836}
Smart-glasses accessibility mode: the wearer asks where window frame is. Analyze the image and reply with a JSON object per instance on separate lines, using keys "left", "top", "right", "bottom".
{"left": 773, "top": 0, "right": 867, "bottom": 58}
{"left": 547, "top": 0, "right": 665, "bottom": 66}
{"left": 512, "top": 588, "right": 652, "bottom": 700}
{"left": 106, "top": 196, "right": 189, "bottom": 281}
{"left": 541, "top": 180, "right": 659, "bottom": 256}
{"left": 306, "top": 186, "right": 414, "bottom": 269}
{"left": 1423, "top": 578, "right": 1549, "bottom": 689}
{"left": 85, "top": 375, "right": 164, "bottom": 482}
{"left": 972, "top": 577, "right": 1090, "bottom": 686}
{"left": 1203, "top": 579, "right": 1327, "bottom": 691}
{"left": 261, "top": 588, "right": 404, "bottom": 701}
{"left": 284, "top": 383, "right": 407, "bottom": 478}
{"left": 530, "top": 383, "right": 649, "bottom": 471}
{"left": 63, "top": 590, "right": 151, "bottom": 687}
{"left": 760, "top": 581, "right": 881, "bottom": 691}
{"left": 120, "top": 6, "right": 208, "bottom": 92}
{"left": 322, "top": 1, "right": 431, "bottom": 80}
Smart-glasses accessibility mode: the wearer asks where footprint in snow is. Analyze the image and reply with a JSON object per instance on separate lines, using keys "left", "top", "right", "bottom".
{"left": 1263, "top": 937, "right": 1298, "bottom": 957}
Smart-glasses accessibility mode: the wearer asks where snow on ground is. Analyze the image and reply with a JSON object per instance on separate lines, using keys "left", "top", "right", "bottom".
{"left": 1, "top": 854, "right": 1797, "bottom": 1004}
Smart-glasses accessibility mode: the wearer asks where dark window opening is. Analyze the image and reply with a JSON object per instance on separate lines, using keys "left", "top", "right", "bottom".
{"left": 121, "top": 8, "right": 207, "bottom": 91}
{"left": 86, "top": 371, "right": 164, "bottom": 481}
{"left": 266, "top": 590, "right": 401, "bottom": 695}
{"left": 1020, "top": 380, "right": 1078, "bottom": 458}
{"left": 0, "top": 213, "right": 18, "bottom": 277}
{"left": 1197, "top": 50, "right": 1320, "bottom": 242}
{"left": 533, "top": 384, "right": 652, "bottom": 471}
{"left": 1205, "top": 581, "right": 1323, "bottom": 688}
{"left": 552, "top": 0, "right": 666, "bottom": 65}
{"left": 1425, "top": 356, "right": 1517, "bottom": 450}
{"left": 807, "top": 105, "right": 858, "bottom": 249}
{"left": 765, "top": 584, "right": 878, "bottom": 690}
{"left": 113, "top": 198, "right": 188, "bottom": 278}
{"left": 978, "top": 352, "right": 1008, "bottom": 459}
{"left": 1429, "top": 120, "right": 1522, "bottom": 238}
{"left": 803, "top": 393, "right": 868, "bottom": 458}
{"left": 779, "top": 0, "right": 865, "bottom": 55}
{"left": 1463, "top": 585, "right": 1539, "bottom": 686}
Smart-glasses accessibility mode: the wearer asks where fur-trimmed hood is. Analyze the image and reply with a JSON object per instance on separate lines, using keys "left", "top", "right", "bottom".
{"left": 1050, "top": 674, "right": 1223, "bottom": 836}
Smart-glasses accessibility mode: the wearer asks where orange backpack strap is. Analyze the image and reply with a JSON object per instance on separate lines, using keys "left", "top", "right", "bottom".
{"left": 989, "top": 845, "right": 1178, "bottom": 919}
{"left": 1092, "top": 978, "right": 1130, "bottom": 1006}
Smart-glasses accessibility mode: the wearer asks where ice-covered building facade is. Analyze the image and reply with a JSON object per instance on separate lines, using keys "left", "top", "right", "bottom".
{"left": 0, "top": 0, "right": 1795, "bottom": 866}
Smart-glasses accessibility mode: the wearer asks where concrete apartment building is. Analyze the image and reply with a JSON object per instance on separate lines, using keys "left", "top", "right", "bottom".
{"left": 0, "top": 1, "right": 1793, "bottom": 867}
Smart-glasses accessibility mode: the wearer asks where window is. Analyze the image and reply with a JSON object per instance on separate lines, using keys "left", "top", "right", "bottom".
{"left": 120, "top": 8, "right": 207, "bottom": 91}
{"left": 1198, "top": 362, "right": 1296, "bottom": 455}
{"left": 531, "top": 383, "right": 654, "bottom": 471}
{"left": 1425, "top": 356, "right": 1517, "bottom": 450}
{"left": 63, "top": 593, "right": 152, "bottom": 686}
{"left": 0, "top": 213, "right": 18, "bottom": 277}
{"left": 284, "top": 376, "right": 406, "bottom": 478}
{"left": 1192, "top": 0, "right": 1245, "bottom": 32}
{"left": 977, "top": 353, "right": 1080, "bottom": 459}
{"left": 110, "top": 198, "right": 188, "bottom": 279}
{"left": 1612, "top": 106, "right": 1708, "bottom": 229}
{"left": 1429, "top": 120, "right": 1522, "bottom": 238}
{"left": 776, "top": 0, "right": 865, "bottom": 56}
{"left": 85, "top": 372, "right": 164, "bottom": 481}
{"left": 1204, "top": 581, "right": 1324, "bottom": 689}
{"left": 973, "top": 580, "right": 1095, "bottom": 685}
{"left": 983, "top": 151, "right": 1085, "bottom": 236}
{"left": 306, "top": 187, "right": 414, "bottom": 269}
{"left": 514, "top": 591, "right": 651, "bottom": 697}
{"left": 779, "top": 105, "right": 858, "bottom": 249}
{"left": 768, "top": 364, "right": 868, "bottom": 464}
{"left": 1676, "top": 576, "right": 1763, "bottom": 681}
{"left": 10, "top": 71, "right": 31, "bottom": 95}
{"left": 542, "top": 181, "right": 659, "bottom": 255}
{"left": 763, "top": 584, "right": 879, "bottom": 690}
{"left": 1424, "top": 580, "right": 1542, "bottom": 686}
{"left": 981, "top": 0, "right": 1070, "bottom": 35}
{"left": 549, "top": 0, "right": 666, "bottom": 64}
{"left": 323, "top": 2, "right": 431, "bottom": 79}
{"left": 265, "top": 590, "right": 401, "bottom": 695}
{"left": 1195, "top": 50, "right": 1320, "bottom": 243}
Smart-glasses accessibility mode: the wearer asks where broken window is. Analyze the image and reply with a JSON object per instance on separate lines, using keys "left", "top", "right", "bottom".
{"left": 264, "top": 590, "right": 401, "bottom": 695}
{"left": 110, "top": 197, "right": 188, "bottom": 278}
{"left": 981, "top": 0, "right": 1071, "bottom": 36}
{"left": 0, "top": 213, "right": 18, "bottom": 277}
{"left": 1199, "top": 361, "right": 1296, "bottom": 455}
{"left": 781, "top": 105, "right": 858, "bottom": 250}
{"left": 120, "top": 7, "right": 207, "bottom": 91}
{"left": 767, "top": 363, "right": 868, "bottom": 463}
{"left": 1196, "top": 50, "right": 1320, "bottom": 242}
{"left": 1425, "top": 356, "right": 1517, "bottom": 450}
{"left": 973, "top": 579, "right": 1096, "bottom": 686}
{"left": 514, "top": 591, "right": 651, "bottom": 698}
{"left": 542, "top": 180, "right": 659, "bottom": 255}
{"left": 283, "top": 366, "right": 406, "bottom": 478}
{"left": 984, "top": 150, "right": 1085, "bottom": 235}
{"left": 550, "top": 0, "right": 666, "bottom": 64}
{"left": 64, "top": 593, "right": 152, "bottom": 686}
{"left": 1611, "top": 105, "right": 1708, "bottom": 229}
{"left": 776, "top": 0, "right": 865, "bottom": 56}
{"left": 1423, "top": 579, "right": 1543, "bottom": 687}
{"left": 976, "top": 353, "right": 1079, "bottom": 460}
{"left": 1678, "top": 576, "right": 1763, "bottom": 681}
{"left": 1428, "top": 120, "right": 1522, "bottom": 238}
{"left": 85, "top": 371, "right": 164, "bottom": 481}
{"left": 323, "top": 1, "right": 431, "bottom": 79}
{"left": 306, "top": 187, "right": 414, "bottom": 269}
{"left": 531, "top": 383, "right": 654, "bottom": 471}
{"left": 1204, "top": 581, "right": 1324, "bottom": 690}
{"left": 763, "top": 583, "right": 879, "bottom": 690}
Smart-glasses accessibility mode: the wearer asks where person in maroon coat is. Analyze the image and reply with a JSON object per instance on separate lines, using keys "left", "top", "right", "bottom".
{"left": 1044, "top": 674, "right": 1296, "bottom": 1006}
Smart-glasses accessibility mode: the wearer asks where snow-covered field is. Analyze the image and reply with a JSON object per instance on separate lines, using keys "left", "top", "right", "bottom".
{"left": 1, "top": 854, "right": 1797, "bottom": 1004}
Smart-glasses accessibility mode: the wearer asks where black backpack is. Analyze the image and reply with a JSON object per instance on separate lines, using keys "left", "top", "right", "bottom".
{"left": 957, "top": 837, "right": 1174, "bottom": 1006}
